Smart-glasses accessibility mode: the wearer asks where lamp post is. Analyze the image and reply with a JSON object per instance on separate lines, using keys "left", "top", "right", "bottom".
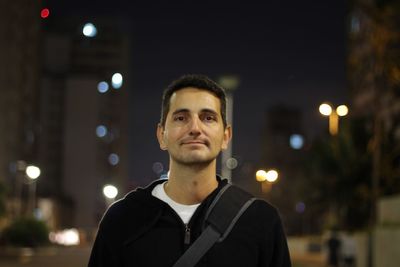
{"left": 256, "top": 169, "right": 279, "bottom": 193}
{"left": 103, "top": 184, "right": 118, "bottom": 206}
{"left": 319, "top": 103, "right": 348, "bottom": 136}
{"left": 25, "top": 165, "right": 41, "bottom": 216}
{"left": 319, "top": 103, "right": 349, "bottom": 228}
{"left": 218, "top": 75, "right": 239, "bottom": 183}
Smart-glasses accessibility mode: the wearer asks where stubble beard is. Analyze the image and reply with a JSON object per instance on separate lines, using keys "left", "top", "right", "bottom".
{"left": 170, "top": 150, "right": 218, "bottom": 167}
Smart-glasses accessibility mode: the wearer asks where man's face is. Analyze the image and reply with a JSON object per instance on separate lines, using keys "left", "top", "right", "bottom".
{"left": 157, "top": 87, "right": 231, "bottom": 166}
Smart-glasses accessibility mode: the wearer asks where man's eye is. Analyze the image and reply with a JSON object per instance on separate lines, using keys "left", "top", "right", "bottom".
{"left": 174, "top": 116, "right": 186, "bottom": 121}
{"left": 203, "top": 115, "right": 217, "bottom": 122}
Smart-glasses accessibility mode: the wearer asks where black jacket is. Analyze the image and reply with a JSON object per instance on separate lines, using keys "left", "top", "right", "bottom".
{"left": 88, "top": 178, "right": 291, "bottom": 267}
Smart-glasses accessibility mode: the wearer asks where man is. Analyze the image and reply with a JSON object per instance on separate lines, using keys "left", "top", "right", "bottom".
{"left": 88, "top": 74, "right": 291, "bottom": 267}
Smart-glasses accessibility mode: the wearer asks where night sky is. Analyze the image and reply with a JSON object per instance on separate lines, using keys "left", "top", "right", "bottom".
{"left": 50, "top": 1, "right": 348, "bottom": 187}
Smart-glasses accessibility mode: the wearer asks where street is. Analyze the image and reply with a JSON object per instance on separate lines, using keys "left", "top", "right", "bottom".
{"left": 0, "top": 245, "right": 322, "bottom": 267}
{"left": 0, "top": 246, "right": 91, "bottom": 267}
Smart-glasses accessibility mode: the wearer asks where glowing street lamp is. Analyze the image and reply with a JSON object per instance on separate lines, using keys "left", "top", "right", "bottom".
{"left": 26, "top": 165, "right": 41, "bottom": 180}
{"left": 319, "top": 103, "right": 349, "bottom": 135}
{"left": 256, "top": 169, "right": 279, "bottom": 193}
{"left": 26, "top": 165, "right": 41, "bottom": 215}
{"left": 103, "top": 184, "right": 118, "bottom": 206}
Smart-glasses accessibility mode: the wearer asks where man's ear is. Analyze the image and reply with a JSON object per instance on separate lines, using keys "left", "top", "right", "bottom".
{"left": 157, "top": 123, "right": 168, "bottom": 150}
{"left": 221, "top": 125, "right": 232, "bottom": 150}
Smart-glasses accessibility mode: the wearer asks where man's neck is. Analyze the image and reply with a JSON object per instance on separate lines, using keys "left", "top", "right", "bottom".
{"left": 164, "top": 161, "right": 218, "bottom": 205}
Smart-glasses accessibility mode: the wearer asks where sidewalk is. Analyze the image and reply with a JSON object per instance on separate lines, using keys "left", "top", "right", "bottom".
{"left": 291, "top": 252, "right": 325, "bottom": 267}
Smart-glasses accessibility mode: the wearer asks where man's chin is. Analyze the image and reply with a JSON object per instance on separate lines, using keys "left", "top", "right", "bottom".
{"left": 173, "top": 155, "right": 216, "bottom": 166}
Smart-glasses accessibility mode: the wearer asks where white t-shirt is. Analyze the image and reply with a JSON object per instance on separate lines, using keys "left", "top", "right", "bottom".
{"left": 152, "top": 181, "right": 200, "bottom": 224}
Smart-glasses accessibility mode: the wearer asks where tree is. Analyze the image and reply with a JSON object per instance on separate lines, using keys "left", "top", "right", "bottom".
{"left": 348, "top": 0, "right": 400, "bottom": 225}
{"left": 303, "top": 117, "right": 373, "bottom": 230}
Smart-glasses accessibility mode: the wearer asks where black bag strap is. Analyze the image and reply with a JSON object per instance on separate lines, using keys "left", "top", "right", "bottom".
{"left": 173, "top": 184, "right": 256, "bottom": 267}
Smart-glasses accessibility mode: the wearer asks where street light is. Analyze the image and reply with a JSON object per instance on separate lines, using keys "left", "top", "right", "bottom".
{"left": 26, "top": 165, "right": 41, "bottom": 180}
{"left": 103, "top": 184, "right": 118, "bottom": 206}
{"left": 256, "top": 169, "right": 279, "bottom": 193}
{"left": 26, "top": 165, "right": 41, "bottom": 216}
{"left": 218, "top": 75, "right": 239, "bottom": 183}
{"left": 319, "top": 103, "right": 349, "bottom": 135}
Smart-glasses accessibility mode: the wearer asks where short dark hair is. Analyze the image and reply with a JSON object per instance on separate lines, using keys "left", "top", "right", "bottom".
{"left": 160, "top": 74, "right": 227, "bottom": 128}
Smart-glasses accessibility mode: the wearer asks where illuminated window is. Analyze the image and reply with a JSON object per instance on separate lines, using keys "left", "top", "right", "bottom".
{"left": 108, "top": 153, "right": 120, "bottom": 166}
{"left": 82, "top": 23, "right": 97, "bottom": 37}
{"left": 96, "top": 125, "right": 107, "bottom": 138}
{"left": 290, "top": 134, "right": 304, "bottom": 150}
{"left": 111, "top": 73, "right": 123, "bottom": 89}
{"left": 97, "top": 81, "right": 109, "bottom": 93}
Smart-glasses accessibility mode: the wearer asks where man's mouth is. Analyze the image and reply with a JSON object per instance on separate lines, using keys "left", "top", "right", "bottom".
{"left": 181, "top": 140, "right": 208, "bottom": 146}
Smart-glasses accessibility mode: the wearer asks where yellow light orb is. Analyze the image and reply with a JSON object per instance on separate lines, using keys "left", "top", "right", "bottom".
{"left": 319, "top": 103, "right": 333, "bottom": 116}
{"left": 26, "top": 165, "right": 41, "bottom": 179}
{"left": 336, "top": 105, "right": 348, "bottom": 117}
{"left": 103, "top": 184, "right": 118, "bottom": 199}
{"left": 256, "top": 170, "right": 267, "bottom": 182}
{"left": 266, "top": 170, "right": 279, "bottom": 182}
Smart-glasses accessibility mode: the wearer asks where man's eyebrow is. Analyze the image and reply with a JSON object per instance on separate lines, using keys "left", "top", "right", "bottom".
{"left": 171, "top": 109, "right": 190, "bottom": 115}
{"left": 201, "top": 108, "right": 219, "bottom": 115}
{"left": 171, "top": 108, "right": 219, "bottom": 115}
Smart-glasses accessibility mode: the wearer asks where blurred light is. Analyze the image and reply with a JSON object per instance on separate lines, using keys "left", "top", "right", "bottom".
{"left": 111, "top": 73, "right": 123, "bottom": 89}
{"left": 103, "top": 184, "right": 118, "bottom": 199}
{"left": 256, "top": 170, "right": 267, "bottom": 182}
{"left": 295, "top": 202, "right": 306, "bottom": 213}
{"left": 226, "top": 157, "right": 238, "bottom": 170}
{"left": 33, "top": 208, "right": 43, "bottom": 220}
{"left": 82, "top": 23, "right": 97, "bottom": 37}
{"left": 97, "top": 81, "right": 109, "bottom": 93}
{"left": 17, "top": 160, "right": 27, "bottom": 171}
{"left": 26, "top": 165, "right": 40, "bottom": 179}
{"left": 319, "top": 103, "right": 332, "bottom": 116}
{"left": 108, "top": 153, "right": 120, "bottom": 166}
{"left": 351, "top": 16, "right": 360, "bottom": 33}
{"left": 40, "top": 8, "right": 50, "bottom": 19}
{"left": 9, "top": 162, "right": 17, "bottom": 174}
{"left": 290, "top": 134, "right": 304, "bottom": 150}
{"left": 218, "top": 76, "right": 240, "bottom": 91}
{"left": 152, "top": 162, "right": 164, "bottom": 174}
{"left": 49, "top": 229, "right": 80, "bottom": 246}
{"left": 265, "top": 169, "right": 278, "bottom": 182}
{"left": 96, "top": 125, "right": 107, "bottom": 138}
{"left": 336, "top": 105, "right": 349, "bottom": 117}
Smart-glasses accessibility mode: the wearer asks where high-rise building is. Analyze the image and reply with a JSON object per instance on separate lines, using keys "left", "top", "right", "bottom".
{"left": 40, "top": 17, "right": 131, "bottom": 229}
{"left": 0, "top": 0, "right": 42, "bottom": 219}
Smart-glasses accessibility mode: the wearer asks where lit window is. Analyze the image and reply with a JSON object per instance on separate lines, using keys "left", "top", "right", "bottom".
{"left": 351, "top": 16, "right": 360, "bottom": 33}
{"left": 108, "top": 153, "right": 120, "bottom": 166}
{"left": 295, "top": 202, "right": 306, "bottom": 213}
{"left": 97, "top": 81, "right": 109, "bottom": 93}
{"left": 111, "top": 73, "right": 123, "bottom": 89}
{"left": 290, "top": 134, "right": 304, "bottom": 150}
{"left": 82, "top": 23, "right": 97, "bottom": 37}
{"left": 103, "top": 184, "right": 118, "bottom": 199}
{"left": 96, "top": 125, "right": 107, "bottom": 138}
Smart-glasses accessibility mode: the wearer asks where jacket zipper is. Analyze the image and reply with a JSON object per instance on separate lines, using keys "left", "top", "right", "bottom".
{"left": 184, "top": 224, "right": 191, "bottom": 245}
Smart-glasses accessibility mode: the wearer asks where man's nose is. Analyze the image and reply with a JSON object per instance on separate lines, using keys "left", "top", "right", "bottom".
{"left": 188, "top": 116, "right": 201, "bottom": 135}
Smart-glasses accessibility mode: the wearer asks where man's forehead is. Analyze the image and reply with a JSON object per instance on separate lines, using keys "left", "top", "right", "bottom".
{"left": 169, "top": 88, "right": 221, "bottom": 113}
{"left": 171, "top": 87, "right": 218, "bottom": 102}
{"left": 171, "top": 87, "right": 215, "bottom": 97}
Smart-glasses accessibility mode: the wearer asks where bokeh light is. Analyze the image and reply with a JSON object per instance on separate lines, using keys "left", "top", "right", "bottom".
{"left": 82, "top": 23, "right": 97, "bottom": 37}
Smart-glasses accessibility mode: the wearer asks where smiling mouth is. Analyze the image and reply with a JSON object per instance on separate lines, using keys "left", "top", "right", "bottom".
{"left": 182, "top": 142, "right": 206, "bottom": 145}
{"left": 181, "top": 140, "right": 208, "bottom": 146}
